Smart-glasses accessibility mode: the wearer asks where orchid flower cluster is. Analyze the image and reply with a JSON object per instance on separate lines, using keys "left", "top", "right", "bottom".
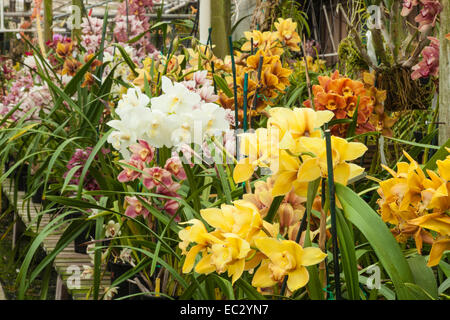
{"left": 81, "top": 17, "right": 106, "bottom": 54}
{"left": 0, "top": 68, "right": 52, "bottom": 122}
{"left": 401, "top": 0, "right": 442, "bottom": 33}
{"left": 242, "top": 18, "right": 302, "bottom": 54}
{"left": 178, "top": 200, "right": 327, "bottom": 292}
{"left": 411, "top": 37, "right": 440, "bottom": 81}
{"left": 377, "top": 149, "right": 450, "bottom": 267}
{"left": 114, "top": 0, "right": 156, "bottom": 58}
{"left": 303, "top": 71, "right": 376, "bottom": 137}
{"left": 63, "top": 147, "right": 100, "bottom": 192}
{"left": 116, "top": 139, "right": 186, "bottom": 220}
{"left": 233, "top": 107, "right": 367, "bottom": 197}
{"left": 107, "top": 75, "right": 231, "bottom": 158}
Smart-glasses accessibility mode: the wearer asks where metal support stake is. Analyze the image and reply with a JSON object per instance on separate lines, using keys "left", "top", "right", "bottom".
{"left": 324, "top": 129, "right": 342, "bottom": 300}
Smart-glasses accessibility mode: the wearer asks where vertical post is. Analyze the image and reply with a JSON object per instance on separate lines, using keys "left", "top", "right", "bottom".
{"left": 211, "top": 0, "right": 230, "bottom": 58}
{"left": 324, "top": 129, "right": 342, "bottom": 300}
{"left": 199, "top": 0, "right": 211, "bottom": 45}
{"left": 439, "top": 0, "right": 450, "bottom": 145}
{"left": 55, "top": 275, "right": 63, "bottom": 300}
{"left": 0, "top": 0, "right": 5, "bottom": 31}
{"left": 72, "top": 0, "right": 83, "bottom": 40}
{"left": 44, "top": 0, "right": 53, "bottom": 43}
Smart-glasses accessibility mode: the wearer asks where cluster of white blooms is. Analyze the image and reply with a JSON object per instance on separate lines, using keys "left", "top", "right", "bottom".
{"left": 107, "top": 76, "right": 230, "bottom": 158}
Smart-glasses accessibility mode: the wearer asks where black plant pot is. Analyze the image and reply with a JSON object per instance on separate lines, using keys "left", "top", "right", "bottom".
{"left": 16, "top": 164, "right": 29, "bottom": 192}
{"left": 108, "top": 262, "right": 134, "bottom": 299}
{"left": 4, "top": 155, "right": 14, "bottom": 172}
{"left": 67, "top": 212, "right": 95, "bottom": 254}
{"left": 32, "top": 185, "right": 44, "bottom": 204}
{"left": 74, "top": 227, "right": 95, "bottom": 254}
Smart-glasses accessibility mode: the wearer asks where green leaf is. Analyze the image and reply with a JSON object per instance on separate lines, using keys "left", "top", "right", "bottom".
{"left": 407, "top": 255, "right": 438, "bottom": 299}
{"left": 384, "top": 136, "right": 440, "bottom": 150}
{"left": 216, "top": 164, "right": 232, "bottom": 204}
{"left": 264, "top": 195, "right": 284, "bottom": 222}
{"left": 439, "top": 260, "right": 450, "bottom": 278}
{"left": 335, "top": 183, "right": 417, "bottom": 300}
{"left": 113, "top": 44, "right": 139, "bottom": 76}
{"left": 304, "top": 178, "right": 324, "bottom": 300}
{"left": 235, "top": 279, "right": 266, "bottom": 300}
{"left": 403, "top": 283, "right": 436, "bottom": 300}
{"left": 438, "top": 277, "right": 450, "bottom": 295}
{"left": 286, "top": 86, "right": 304, "bottom": 107}
{"left": 336, "top": 208, "right": 360, "bottom": 300}
{"left": 423, "top": 138, "right": 450, "bottom": 171}
{"left": 213, "top": 75, "right": 233, "bottom": 98}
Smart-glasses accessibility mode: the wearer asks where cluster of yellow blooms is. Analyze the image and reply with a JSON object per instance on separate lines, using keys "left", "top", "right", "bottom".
{"left": 216, "top": 18, "right": 301, "bottom": 122}
{"left": 377, "top": 149, "right": 450, "bottom": 266}
{"left": 179, "top": 200, "right": 327, "bottom": 292}
{"left": 233, "top": 107, "right": 368, "bottom": 197}
{"left": 241, "top": 18, "right": 302, "bottom": 54}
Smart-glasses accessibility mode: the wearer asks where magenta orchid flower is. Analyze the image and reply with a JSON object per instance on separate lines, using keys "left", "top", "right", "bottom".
{"left": 411, "top": 37, "right": 439, "bottom": 80}
{"left": 401, "top": 0, "right": 419, "bottom": 16}
{"left": 415, "top": 0, "right": 442, "bottom": 32}
{"left": 163, "top": 199, "right": 180, "bottom": 220}
{"left": 164, "top": 157, "right": 187, "bottom": 180}
{"left": 142, "top": 167, "right": 173, "bottom": 189}
{"left": 124, "top": 196, "right": 150, "bottom": 219}
{"left": 117, "top": 158, "right": 145, "bottom": 182}
{"left": 129, "top": 139, "right": 155, "bottom": 164}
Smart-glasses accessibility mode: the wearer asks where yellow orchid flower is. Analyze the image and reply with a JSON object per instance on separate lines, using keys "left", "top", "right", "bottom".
{"left": 241, "top": 30, "right": 284, "bottom": 56}
{"left": 178, "top": 219, "right": 222, "bottom": 273}
{"left": 252, "top": 238, "right": 327, "bottom": 292}
{"left": 295, "top": 136, "right": 366, "bottom": 183}
{"left": 437, "top": 157, "right": 450, "bottom": 181}
{"left": 233, "top": 128, "right": 280, "bottom": 183}
{"left": 271, "top": 136, "right": 366, "bottom": 197}
{"left": 377, "top": 148, "right": 450, "bottom": 264}
{"left": 178, "top": 200, "right": 281, "bottom": 284}
{"left": 274, "top": 18, "right": 301, "bottom": 52}
{"left": 427, "top": 238, "right": 450, "bottom": 267}
{"left": 272, "top": 150, "right": 306, "bottom": 197}
{"left": 209, "top": 233, "right": 251, "bottom": 284}
{"left": 409, "top": 213, "right": 450, "bottom": 237}
{"left": 200, "top": 200, "right": 264, "bottom": 244}
{"left": 268, "top": 107, "right": 334, "bottom": 150}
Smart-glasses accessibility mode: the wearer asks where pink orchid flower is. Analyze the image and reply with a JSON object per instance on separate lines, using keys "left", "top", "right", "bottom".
{"left": 129, "top": 139, "right": 155, "bottom": 164}
{"left": 415, "top": 0, "right": 442, "bottom": 32}
{"left": 411, "top": 37, "right": 439, "bottom": 80}
{"left": 117, "top": 158, "right": 145, "bottom": 182}
{"left": 163, "top": 199, "right": 180, "bottom": 220}
{"left": 124, "top": 196, "right": 150, "bottom": 219}
{"left": 164, "top": 157, "right": 187, "bottom": 180}
{"left": 198, "top": 86, "right": 219, "bottom": 103}
{"left": 401, "top": 0, "right": 419, "bottom": 16}
{"left": 142, "top": 167, "right": 173, "bottom": 189}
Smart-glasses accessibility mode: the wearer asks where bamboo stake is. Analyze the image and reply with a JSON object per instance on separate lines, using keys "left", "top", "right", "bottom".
{"left": 228, "top": 36, "right": 239, "bottom": 130}
{"left": 249, "top": 55, "right": 263, "bottom": 130}
{"left": 243, "top": 73, "right": 248, "bottom": 131}
{"left": 318, "top": 207, "right": 327, "bottom": 299}
{"left": 300, "top": 36, "right": 313, "bottom": 107}
{"left": 322, "top": 5, "right": 336, "bottom": 53}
